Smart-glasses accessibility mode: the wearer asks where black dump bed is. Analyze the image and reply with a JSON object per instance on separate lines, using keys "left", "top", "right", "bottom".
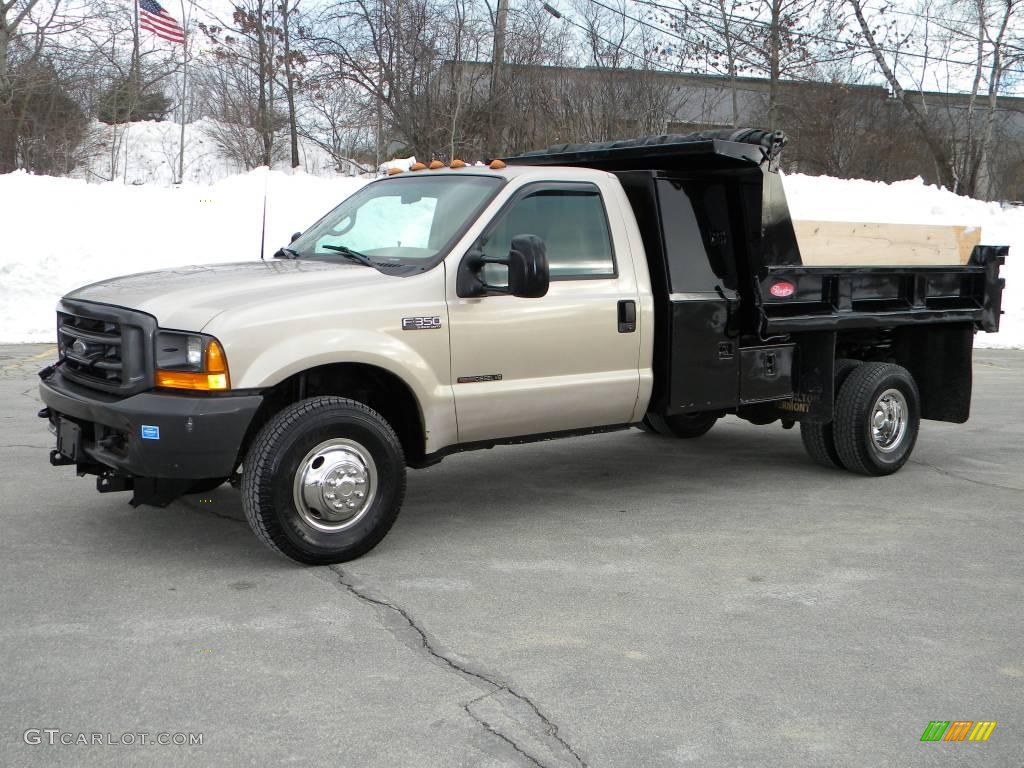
{"left": 504, "top": 128, "right": 1005, "bottom": 337}
{"left": 505, "top": 128, "right": 787, "bottom": 170}
{"left": 505, "top": 130, "right": 1007, "bottom": 424}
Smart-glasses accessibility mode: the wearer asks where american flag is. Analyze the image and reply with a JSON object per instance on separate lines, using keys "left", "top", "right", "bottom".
{"left": 139, "top": 0, "right": 185, "bottom": 43}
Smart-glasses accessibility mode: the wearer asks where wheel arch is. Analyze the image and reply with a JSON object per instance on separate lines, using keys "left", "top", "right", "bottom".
{"left": 240, "top": 362, "right": 432, "bottom": 468}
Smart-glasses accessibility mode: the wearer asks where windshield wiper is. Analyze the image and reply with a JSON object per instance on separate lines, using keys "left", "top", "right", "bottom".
{"left": 273, "top": 247, "right": 301, "bottom": 259}
{"left": 320, "top": 244, "right": 376, "bottom": 267}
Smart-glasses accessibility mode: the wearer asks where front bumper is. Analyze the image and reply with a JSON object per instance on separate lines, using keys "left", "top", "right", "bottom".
{"left": 40, "top": 371, "right": 262, "bottom": 480}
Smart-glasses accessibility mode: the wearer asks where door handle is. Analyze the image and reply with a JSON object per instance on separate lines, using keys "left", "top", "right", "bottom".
{"left": 617, "top": 300, "right": 636, "bottom": 333}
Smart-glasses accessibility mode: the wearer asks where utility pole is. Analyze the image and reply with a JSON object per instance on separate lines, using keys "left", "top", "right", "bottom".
{"left": 488, "top": 0, "right": 508, "bottom": 156}
{"left": 767, "top": 0, "right": 781, "bottom": 131}
{"left": 375, "top": 66, "right": 383, "bottom": 170}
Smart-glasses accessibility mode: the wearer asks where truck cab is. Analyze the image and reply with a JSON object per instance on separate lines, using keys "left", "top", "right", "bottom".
{"left": 39, "top": 129, "right": 1006, "bottom": 564}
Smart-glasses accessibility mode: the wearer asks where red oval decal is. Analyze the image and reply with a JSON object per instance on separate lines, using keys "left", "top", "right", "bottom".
{"left": 769, "top": 280, "right": 796, "bottom": 298}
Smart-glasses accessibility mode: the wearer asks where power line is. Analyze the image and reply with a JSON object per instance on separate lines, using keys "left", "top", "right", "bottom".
{"left": 619, "top": 0, "right": 1024, "bottom": 78}
{"left": 543, "top": 2, "right": 692, "bottom": 73}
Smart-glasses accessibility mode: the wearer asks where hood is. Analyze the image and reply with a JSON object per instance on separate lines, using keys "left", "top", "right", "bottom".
{"left": 66, "top": 260, "right": 390, "bottom": 331}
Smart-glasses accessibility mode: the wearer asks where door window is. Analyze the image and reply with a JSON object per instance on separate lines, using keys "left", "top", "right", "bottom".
{"left": 481, "top": 185, "right": 616, "bottom": 283}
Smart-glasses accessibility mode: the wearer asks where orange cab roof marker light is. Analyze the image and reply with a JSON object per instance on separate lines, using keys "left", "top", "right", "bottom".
{"left": 489, "top": 159, "right": 506, "bottom": 170}
{"left": 450, "top": 159, "right": 466, "bottom": 168}
{"left": 428, "top": 160, "right": 445, "bottom": 169}
{"left": 387, "top": 167, "right": 402, "bottom": 175}
{"left": 410, "top": 162, "right": 427, "bottom": 171}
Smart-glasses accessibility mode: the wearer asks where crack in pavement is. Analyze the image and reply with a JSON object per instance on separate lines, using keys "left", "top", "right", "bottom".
{"left": 910, "top": 458, "right": 1024, "bottom": 492}
{"left": 464, "top": 694, "right": 547, "bottom": 768}
{"left": 175, "top": 496, "right": 587, "bottom": 766}
{"left": 326, "top": 565, "right": 588, "bottom": 768}
{"left": 0, "top": 444, "right": 51, "bottom": 450}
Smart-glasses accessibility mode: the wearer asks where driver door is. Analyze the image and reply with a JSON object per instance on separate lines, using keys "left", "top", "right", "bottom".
{"left": 446, "top": 181, "right": 642, "bottom": 444}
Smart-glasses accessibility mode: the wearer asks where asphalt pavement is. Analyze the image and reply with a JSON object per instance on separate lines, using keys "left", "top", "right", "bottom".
{"left": 1, "top": 344, "right": 1021, "bottom": 767}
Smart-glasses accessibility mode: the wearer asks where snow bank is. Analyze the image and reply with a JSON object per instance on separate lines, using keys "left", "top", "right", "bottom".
{"left": 74, "top": 119, "right": 367, "bottom": 186}
{"left": 784, "top": 173, "right": 1023, "bottom": 348}
{"left": 380, "top": 156, "right": 417, "bottom": 174}
{"left": 0, "top": 170, "right": 1019, "bottom": 347}
{"left": 0, "top": 169, "right": 367, "bottom": 342}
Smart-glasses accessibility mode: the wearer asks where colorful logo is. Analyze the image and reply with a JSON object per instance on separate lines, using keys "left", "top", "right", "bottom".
{"left": 920, "top": 721, "right": 997, "bottom": 742}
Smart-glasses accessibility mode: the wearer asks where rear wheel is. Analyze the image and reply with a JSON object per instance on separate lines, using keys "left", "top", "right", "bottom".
{"left": 833, "top": 362, "right": 920, "bottom": 476}
{"left": 644, "top": 411, "right": 719, "bottom": 439}
{"left": 799, "top": 358, "right": 860, "bottom": 469}
{"left": 242, "top": 397, "right": 406, "bottom": 564}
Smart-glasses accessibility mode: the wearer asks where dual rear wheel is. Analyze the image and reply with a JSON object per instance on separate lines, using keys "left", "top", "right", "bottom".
{"left": 801, "top": 361, "right": 920, "bottom": 476}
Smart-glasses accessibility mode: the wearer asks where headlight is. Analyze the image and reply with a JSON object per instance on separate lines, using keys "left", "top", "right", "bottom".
{"left": 155, "top": 331, "right": 231, "bottom": 391}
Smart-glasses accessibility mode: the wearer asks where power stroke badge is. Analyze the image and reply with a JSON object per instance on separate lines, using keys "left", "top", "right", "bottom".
{"left": 401, "top": 316, "right": 442, "bottom": 330}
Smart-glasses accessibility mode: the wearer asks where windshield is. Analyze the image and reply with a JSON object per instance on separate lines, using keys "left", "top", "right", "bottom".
{"left": 289, "top": 175, "right": 505, "bottom": 268}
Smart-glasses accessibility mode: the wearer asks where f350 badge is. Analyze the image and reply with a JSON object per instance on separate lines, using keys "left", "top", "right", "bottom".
{"left": 402, "top": 316, "right": 442, "bottom": 330}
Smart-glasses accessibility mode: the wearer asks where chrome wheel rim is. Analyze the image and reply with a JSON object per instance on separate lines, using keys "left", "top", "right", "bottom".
{"left": 870, "top": 388, "right": 908, "bottom": 453}
{"left": 292, "top": 438, "right": 377, "bottom": 532}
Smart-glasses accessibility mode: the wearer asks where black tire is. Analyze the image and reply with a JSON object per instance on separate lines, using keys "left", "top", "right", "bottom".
{"left": 799, "top": 358, "right": 860, "bottom": 469}
{"left": 834, "top": 362, "right": 920, "bottom": 476}
{"left": 184, "top": 477, "right": 228, "bottom": 495}
{"left": 646, "top": 411, "right": 719, "bottom": 438}
{"left": 242, "top": 397, "right": 406, "bottom": 564}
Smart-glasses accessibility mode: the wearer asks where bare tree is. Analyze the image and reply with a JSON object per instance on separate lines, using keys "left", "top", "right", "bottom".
{"left": 848, "top": 0, "right": 958, "bottom": 188}
{"left": 960, "top": 0, "right": 1022, "bottom": 196}
{"left": 278, "top": 0, "right": 302, "bottom": 167}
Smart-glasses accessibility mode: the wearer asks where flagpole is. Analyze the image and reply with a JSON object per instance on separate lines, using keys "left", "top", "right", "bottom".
{"left": 178, "top": 0, "right": 189, "bottom": 183}
{"left": 132, "top": 0, "right": 140, "bottom": 103}
{"left": 127, "top": 0, "right": 140, "bottom": 184}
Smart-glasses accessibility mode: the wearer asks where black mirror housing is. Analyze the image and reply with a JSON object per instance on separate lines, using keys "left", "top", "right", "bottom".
{"left": 456, "top": 234, "right": 550, "bottom": 299}
{"left": 290, "top": 231, "right": 302, "bottom": 243}
{"left": 506, "top": 235, "right": 549, "bottom": 298}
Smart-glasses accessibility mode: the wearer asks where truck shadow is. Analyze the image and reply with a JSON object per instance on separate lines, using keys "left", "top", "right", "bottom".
{"left": 92, "top": 416, "right": 984, "bottom": 564}
{"left": 144, "top": 420, "right": 835, "bottom": 561}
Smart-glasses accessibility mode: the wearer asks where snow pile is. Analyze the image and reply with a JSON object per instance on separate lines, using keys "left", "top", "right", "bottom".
{"left": 74, "top": 118, "right": 367, "bottom": 186}
{"left": 379, "top": 156, "right": 417, "bottom": 174}
{"left": 784, "top": 173, "right": 1023, "bottom": 348}
{"left": 0, "top": 170, "right": 1020, "bottom": 347}
{"left": 0, "top": 169, "right": 368, "bottom": 341}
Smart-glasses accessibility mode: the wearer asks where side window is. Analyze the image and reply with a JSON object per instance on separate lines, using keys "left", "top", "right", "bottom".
{"left": 481, "top": 185, "right": 616, "bottom": 283}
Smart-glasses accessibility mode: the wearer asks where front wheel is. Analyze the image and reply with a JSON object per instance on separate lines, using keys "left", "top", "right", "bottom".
{"left": 833, "top": 362, "right": 920, "bottom": 476}
{"left": 242, "top": 397, "right": 406, "bottom": 564}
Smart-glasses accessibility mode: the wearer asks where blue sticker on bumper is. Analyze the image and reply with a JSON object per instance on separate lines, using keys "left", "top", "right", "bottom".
{"left": 141, "top": 425, "right": 160, "bottom": 440}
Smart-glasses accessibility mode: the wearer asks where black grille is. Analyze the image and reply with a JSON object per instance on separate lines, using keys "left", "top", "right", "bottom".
{"left": 56, "top": 300, "right": 157, "bottom": 395}
{"left": 58, "top": 312, "right": 124, "bottom": 387}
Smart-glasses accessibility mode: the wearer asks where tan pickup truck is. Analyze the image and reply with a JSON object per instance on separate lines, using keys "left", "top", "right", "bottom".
{"left": 38, "top": 129, "right": 1006, "bottom": 563}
